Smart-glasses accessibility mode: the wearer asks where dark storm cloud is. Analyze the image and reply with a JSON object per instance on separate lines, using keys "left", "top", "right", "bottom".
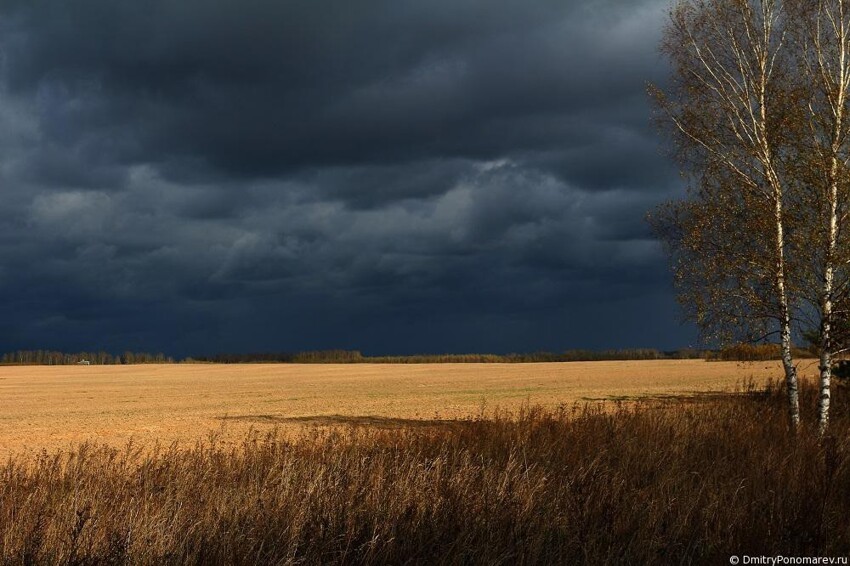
{"left": 0, "top": 0, "right": 694, "bottom": 355}
{"left": 1, "top": 0, "right": 672, "bottom": 180}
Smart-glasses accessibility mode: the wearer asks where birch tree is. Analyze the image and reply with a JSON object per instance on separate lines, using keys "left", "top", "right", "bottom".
{"left": 788, "top": 0, "right": 850, "bottom": 434}
{"left": 650, "top": 0, "right": 803, "bottom": 429}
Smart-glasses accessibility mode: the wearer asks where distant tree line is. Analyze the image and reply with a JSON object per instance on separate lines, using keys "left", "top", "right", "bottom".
{"left": 0, "top": 351, "right": 175, "bottom": 365}
{"left": 365, "top": 349, "right": 705, "bottom": 363}
{"left": 186, "top": 350, "right": 367, "bottom": 364}
{"left": 5, "top": 347, "right": 811, "bottom": 366}
{"left": 190, "top": 348, "right": 708, "bottom": 364}
{"left": 706, "top": 344, "right": 816, "bottom": 362}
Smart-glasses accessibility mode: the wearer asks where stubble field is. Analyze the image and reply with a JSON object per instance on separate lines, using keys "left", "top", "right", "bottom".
{"left": 2, "top": 358, "right": 848, "bottom": 564}
{"left": 0, "top": 359, "right": 809, "bottom": 455}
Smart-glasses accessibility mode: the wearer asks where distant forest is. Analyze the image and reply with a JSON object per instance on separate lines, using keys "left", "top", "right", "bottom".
{"left": 0, "top": 345, "right": 816, "bottom": 366}
{"left": 189, "top": 349, "right": 703, "bottom": 364}
{"left": 0, "top": 351, "right": 175, "bottom": 365}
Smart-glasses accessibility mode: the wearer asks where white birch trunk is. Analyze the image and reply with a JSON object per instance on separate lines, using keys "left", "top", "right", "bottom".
{"left": 774, "top": 181, "right": 801, "bottom": 429}
{"left": 813, "top": 0, "right": 849, "bottom": 435}
{"left": 818, "top": 137, "right": 841, "bottom": 436}
{"left": 757, "top": 4, "right": 800, "bottom": 429}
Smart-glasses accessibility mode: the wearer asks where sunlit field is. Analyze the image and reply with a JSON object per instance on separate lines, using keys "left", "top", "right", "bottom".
{"left": 0, "top": 359, "right": 810, "bottom": 455}
{"left": 2, "top": 378, "right": 849, "bottom": 564}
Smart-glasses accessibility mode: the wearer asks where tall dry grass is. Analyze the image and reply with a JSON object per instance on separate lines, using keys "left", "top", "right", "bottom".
{"left": 1, "top": 381, "right": 849, "bottom": 564}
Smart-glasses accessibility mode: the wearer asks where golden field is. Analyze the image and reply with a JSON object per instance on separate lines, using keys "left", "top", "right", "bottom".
{"left": 0, "top": 359, "right": 813, "bottom": 455}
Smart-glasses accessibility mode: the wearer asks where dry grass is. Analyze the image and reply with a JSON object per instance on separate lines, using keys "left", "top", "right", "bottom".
{"left": 0, "top": 360, "right": 801, "bottom": 455}
{"left": 0, "top": 380, "right": 848, "bottom": 564}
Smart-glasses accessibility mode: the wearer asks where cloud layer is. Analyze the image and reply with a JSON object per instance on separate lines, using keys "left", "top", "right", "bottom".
{"left": 0, "top": 0, "right": 693, "bottom": 355}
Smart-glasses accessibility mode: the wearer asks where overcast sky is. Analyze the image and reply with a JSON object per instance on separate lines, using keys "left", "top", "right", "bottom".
{"left": 0, "top": 0, "right": 695, "bottom": 356}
